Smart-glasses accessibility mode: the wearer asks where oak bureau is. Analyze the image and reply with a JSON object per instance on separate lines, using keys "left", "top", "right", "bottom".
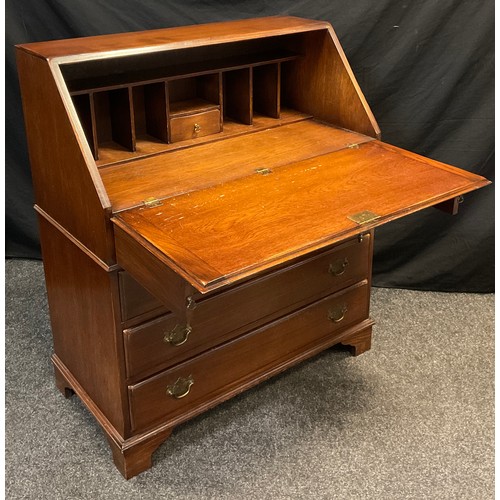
{"left": 16, "top": 17, "right": 489, "bottom": 478}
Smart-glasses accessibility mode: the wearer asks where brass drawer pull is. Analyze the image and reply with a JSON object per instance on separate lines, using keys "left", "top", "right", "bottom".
{"left": 164, "top": 324, "right": 192, "bottom": 346}
{"left": 328, "top": 303, "right": 348, "bottom": 323}
{"left": 193, "top": 123, "right": 201, "bottom": 133}
{"left": 329, "top": 257, "right": 349, "bottom": 276}
{"left": 167, "top": 375, "right": 194, "bottom": 399}
{"left": 186, "top": 296, "right": 197, "bottom": 310}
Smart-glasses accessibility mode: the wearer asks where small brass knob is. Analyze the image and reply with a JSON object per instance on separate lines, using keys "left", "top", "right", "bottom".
{"left": 328, "top": 303, "right": 348, "bottom": 323}
{"left": 328, "top": 257, "right": 349, "bottom": 276}
{"left": 193, "top": 123, "right": 201, "bottom": 134}
{"left": 167, "top": 375, "right": 194, "bottom": 399}
{"left": 164, "top": 324, "right": 192, "bottom": 346}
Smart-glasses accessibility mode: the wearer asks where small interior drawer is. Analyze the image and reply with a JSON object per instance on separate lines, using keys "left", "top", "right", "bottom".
{"left": 169, "top": 108, "right": 221, "bottom": 142}
{"left": 128, "top": 281, "right": 370, "bottom": 432}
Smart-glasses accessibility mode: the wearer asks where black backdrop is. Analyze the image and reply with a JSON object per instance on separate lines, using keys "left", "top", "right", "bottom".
{"left": 6, "top": 0, "right": 494, "bottom": 292}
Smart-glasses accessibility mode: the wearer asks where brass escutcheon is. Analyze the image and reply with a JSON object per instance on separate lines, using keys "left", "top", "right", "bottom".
{"left": 328, "top": 257, "right": 349, "bottom": 276}
{"left": 164, "top": 324, "right": 192, "bottom": 346}
{"left": 328, "top": 303, "right": 348, "bottom": 323}
{"left": 166, "top": 375, "right": 194, "bottom": 399}
{"left": 193, "top": 123, "right": 201, "bottom": 133}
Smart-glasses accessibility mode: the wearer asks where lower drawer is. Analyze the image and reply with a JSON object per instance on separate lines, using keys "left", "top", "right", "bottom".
{"left": 128, "top": 281, "right": 369, "bottom": 432}
{"left": 124, "top": 234, "right": 371, "bottom": 379}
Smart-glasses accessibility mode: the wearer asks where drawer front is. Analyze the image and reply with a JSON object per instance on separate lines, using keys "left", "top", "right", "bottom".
{"left": 118, "top": 272, "right": 164, "bottom": 322}
{"left": 129, "top": 282, "right": 369, "bottom": 431}
{"left": 169, "top": 109, "right": 221, "bottom": 142}
{"left": 124, "top": 234, "right": 371, "bottom": 379}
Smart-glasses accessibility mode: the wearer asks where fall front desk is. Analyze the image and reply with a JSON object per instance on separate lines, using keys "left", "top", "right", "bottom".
{"left": 16, "top": 17, "right": 489, "bottom": 478}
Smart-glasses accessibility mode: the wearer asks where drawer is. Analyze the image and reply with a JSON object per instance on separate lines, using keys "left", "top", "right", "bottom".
{"left": 118, "top": 272, "right": 165, "bottom": 322}
{"left": 169, "top": 108, "right": 221, "bottom": 142}
{"left": 124, "top": 234, "right": 372, "bottom": 379}
{"left": 128, "top": 281, "right": 370, "bottom": 432}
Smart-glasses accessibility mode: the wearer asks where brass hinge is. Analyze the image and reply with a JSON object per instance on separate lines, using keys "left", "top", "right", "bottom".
{"left": 348, "top": 210, "right": 380, "bottom": 224}
{"left": 143, "top": 196, "right": 163, "bottom": 208}
{"left": 255, "top": 168, "right": 272, "bottom": 176}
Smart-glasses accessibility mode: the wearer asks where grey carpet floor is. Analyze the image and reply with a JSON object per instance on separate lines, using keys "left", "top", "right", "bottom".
{"left": 5, "top": 259, "right": 494, "bottom": 500}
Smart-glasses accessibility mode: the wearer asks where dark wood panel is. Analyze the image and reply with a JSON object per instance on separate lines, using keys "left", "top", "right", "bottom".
{"left": 93, "top": 90, "right": 113, "bottom": 143}
{"left": 143, "top": 82, "right": 168, "bottom": 142}
{"left": 197, "top": 73, "right": 221, "bottom": 106}
{"left": 118, "top": 271, "right": 164, "bottom": 321}
{"left": 224, "top": 68, "right": 252, "bottom": 125}
{"left": 71, "top": 93, "right": 98, "bottom": 159}
{"left": 110, "top": 88, "right": 135, "bottom": 151}
{"left": 282, "top": 29, "right": 380, "bottom": 138}
{"left": 66, "top": 52, "right": 297, "bottom": 95}
{"left": 94, "top": 88, "right": 136, "bottom": 152}
{"left": 15, "top": 50, "right": 114, "bottom": 264}
{"left": 38, "top": 216, "right": 129, "bottom": 436}
{"left": 132, "top": 86, "right": 147, "bottom": 137}
{"left": 124, "top": 234, "right": 371, "bottom": 379}
{"left": 253, "top": 63, "right": 280, "bottom": 118}
{"left": 169, "top": 74, "right": 220, "bottom": 109}
{"left": 17, "top": 17, "right": 324, "bottom": 59}
{"left": 168, "top": 77, "right": 198, "bottom": 104}
{"left": 129, "top": 282, "right": 370, "bottom": 432}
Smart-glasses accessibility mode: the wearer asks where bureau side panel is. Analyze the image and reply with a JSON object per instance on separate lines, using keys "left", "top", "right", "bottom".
{"left": 283, "top": 29, "right": 380, "bottom": 138}
{"left": 16, "top": 49, "right": 114, "bottom": 264}
{"left": 38, "top": 216, "right": 129, "bottom": 436}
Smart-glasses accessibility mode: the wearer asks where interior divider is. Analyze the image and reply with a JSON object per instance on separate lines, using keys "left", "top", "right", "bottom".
{"left": 70, "top": 56, "right": 298, "bottom": 165}
{"left": 111, "top": 87, "right": 136, "bottom": 151}
{"left": 217, "top": 71, "right": 224, "bottom": 130}
{"left": 147, "top": 82, "right": 169, "bottom": 142}
{"left": 94, "top": 87, "right": 136, "bottom": 153}
{"left": 72, "top": 92, "right": 98, "bottom": 160}
{"left": 223, "top": 67, "right": 252, "bottom": 125}
{"left": 253, "top": 63, "right": 281, "bottom": 119}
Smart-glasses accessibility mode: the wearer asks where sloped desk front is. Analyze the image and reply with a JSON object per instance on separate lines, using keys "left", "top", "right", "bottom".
{"left": 109, "top": 121, "right": 486, "bottom": 296}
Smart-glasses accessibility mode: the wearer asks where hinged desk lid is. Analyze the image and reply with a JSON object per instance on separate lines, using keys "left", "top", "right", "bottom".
{"left": 112, "top": 139, "right": 488, "bottom": 295}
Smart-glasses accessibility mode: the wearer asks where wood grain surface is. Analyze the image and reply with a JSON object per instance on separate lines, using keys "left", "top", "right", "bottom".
{"left": 282, "top": 28, "right": 380, "bottom": 138}
{"left": 113, "top": 140, "right": 489, "bottom": 292}
{"left": 102, "top": 120, "right": 374, "bottom": 210}
{"left": 16, "top": 51, "right": 114, "bottom": 263}
{"left": 128, "top": 281, "right": 370, "bottom": 432}
{"left": 17, "top": 17, "right": 328, "bottom": 59}
{"left": 123, "top": 235, "right": 371, "bottom": 380}
{"left": 38, "top": 217, "right": 129, "bottom": 435}
{"left": 16, "top": 16, "right": 491, "bottom": 480}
